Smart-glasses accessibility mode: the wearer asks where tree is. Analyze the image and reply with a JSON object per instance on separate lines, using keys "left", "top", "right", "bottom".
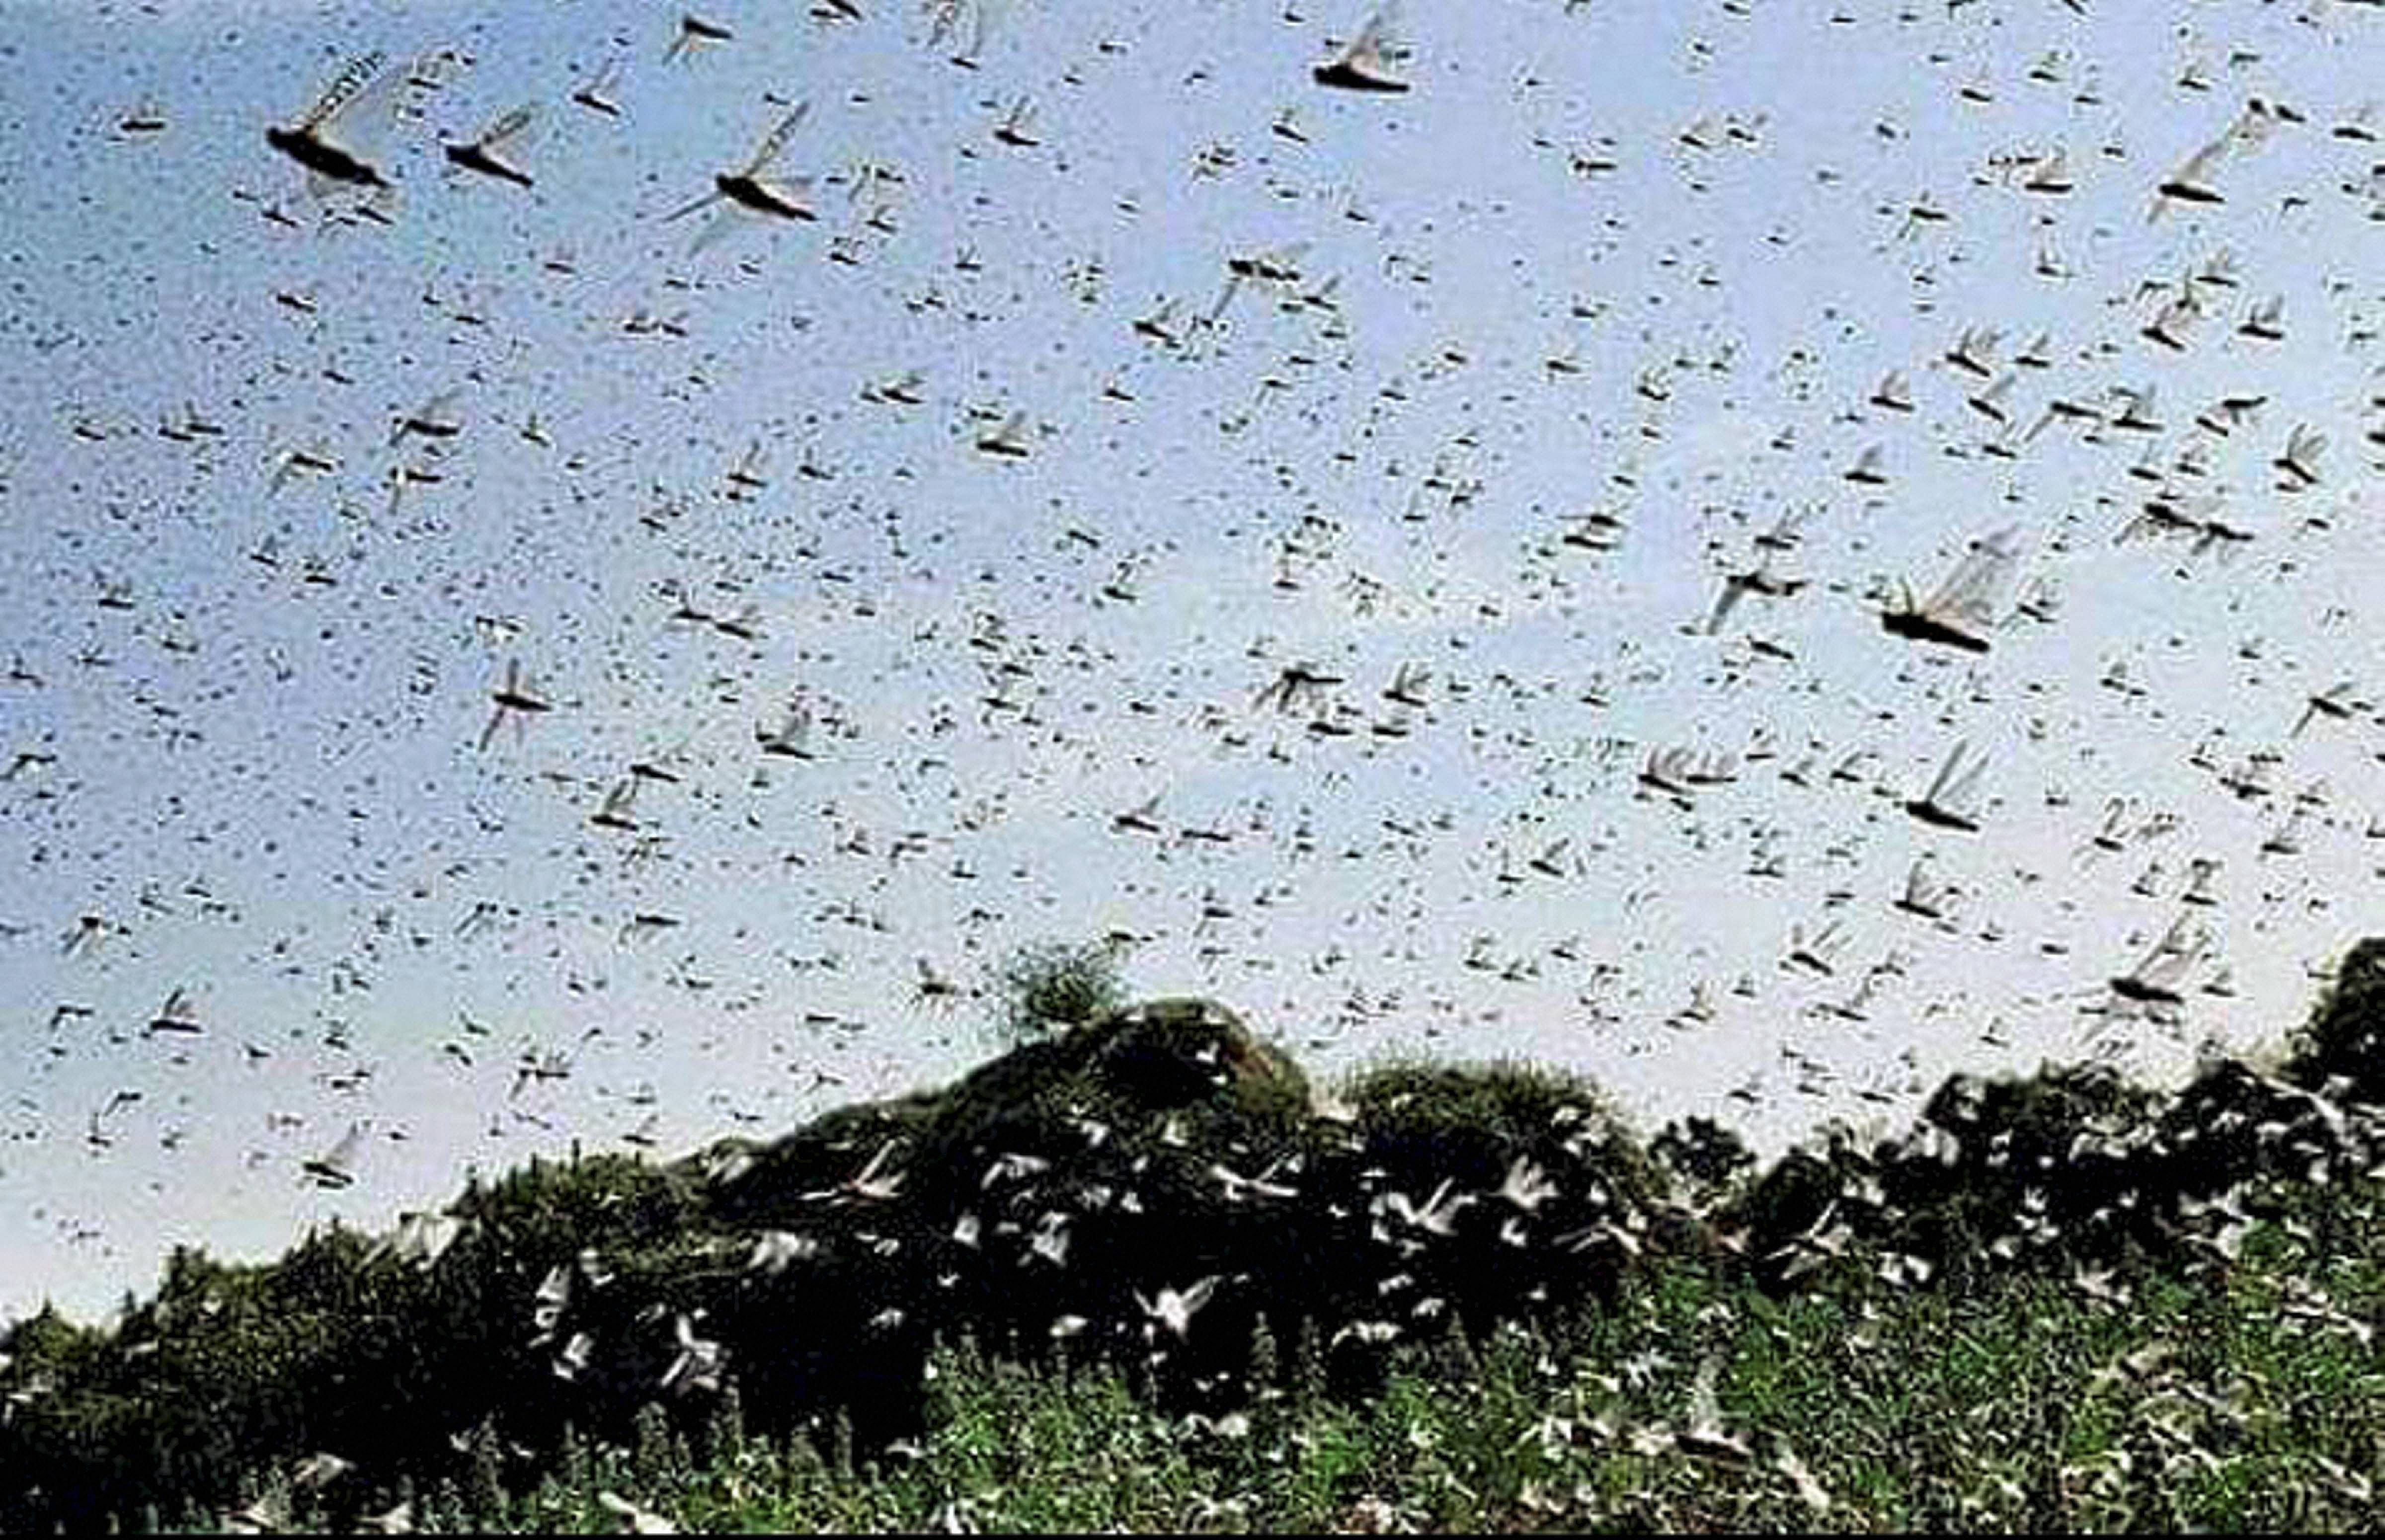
{"left": 1651, "top": 1116, "right": 1755, "bottom": 1192}
{"left": 982, "top": 938, "right": 1127, "bottom": 1049}
{"left": 2286, "top": 936, "right": 2385, "bottom": 1101}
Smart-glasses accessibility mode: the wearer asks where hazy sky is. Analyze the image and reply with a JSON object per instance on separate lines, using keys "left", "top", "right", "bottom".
{"left": 3, "top": 0, "right": 2382, "bottom": 1322}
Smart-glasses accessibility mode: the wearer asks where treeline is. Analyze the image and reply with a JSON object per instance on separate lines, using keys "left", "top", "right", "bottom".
{"left": 0, "top": 943, "right": 2377, "bottom": 1533}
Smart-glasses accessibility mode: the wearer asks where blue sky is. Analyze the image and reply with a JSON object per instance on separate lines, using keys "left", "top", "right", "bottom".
{"left": 3, "top": 0, "right": 2382, "bottom": 1322}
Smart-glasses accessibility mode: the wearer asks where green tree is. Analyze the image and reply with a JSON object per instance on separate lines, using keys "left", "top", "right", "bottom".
{"left": 982, "top": 938, "right": 1127, "bottom": 1049}
{"left": 2286, "top": 936, "right": 2385, "bottom": 1100}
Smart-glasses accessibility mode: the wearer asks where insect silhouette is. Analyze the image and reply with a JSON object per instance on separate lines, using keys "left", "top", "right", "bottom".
{"left": 146, "top": 987, "right": 201, "bottom": 1036}
{"left": 302, "top": 1122, "right": 364, "bottom": 1190}
{"left": 665, "top": 13, "right": 735, "bottom": 65}
{"left": 570, "top": 54, "right": 626, "bottom": 117}
{"left": 1880, "top": 528, "right": 2022, "bottom": 654}
{"left": 265, "top": 51, "right": 400, "bottom": 192}
{"left": 1904, "top": 740, "right": 1988, "bottom": 833}
{"left": 443, "top": 102, "right": 540, "bottom": 188}
{"left": 478, "top": 659, "right": 555, "bottom": 751}
{"left": 664, "top": 103, "right": 816, "bottom": 250}
{"left": 1315, "top": 4, "right": 1411, "bottom": 93}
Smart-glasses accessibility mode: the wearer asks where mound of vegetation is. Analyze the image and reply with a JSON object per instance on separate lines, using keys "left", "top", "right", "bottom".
{"left": 0, "top": 939, "right": 2377, "bottom": 1533}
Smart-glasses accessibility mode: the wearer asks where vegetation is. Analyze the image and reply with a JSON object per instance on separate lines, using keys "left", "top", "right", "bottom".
{"left": 0, "top": 940, "right": 2379, "bottom": 1533}
{"left": 981, "top": 936, "right": 1132, "bottom": 1050}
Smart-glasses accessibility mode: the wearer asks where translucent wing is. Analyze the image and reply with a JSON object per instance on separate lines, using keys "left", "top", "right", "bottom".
{"left": 417, "top": 386, "right": 463, "bottom": 426}
{"left": 692, "top": 196, "right": 800, "bottom": 253}
{"left": 928, "top": 0, "right": 1001, "bottom": 61}
{"left": 307, "top": 1122, "right": 363, "bottom": 1186}
{"left": 298, "top": 51, "right": 390, "bottom": 132}
{"left": 1759, "top": 503, "right": 1816, "bottom": 548}
{"left": 314, "top": 52, "right": 412, "bottom": 161}
{"left": 663, "top": 187, "right": 724, "bottom": 223}
{"left": 1355, "top": 2, "right": 1408, "bottom": 62}
{"left": 2131, "top": 917, "right": 2206, "bottom": 991}
{"left": 662, "top": 181, "right": 725, "bottom": 221}
{"left": 391, "top": 388, "right": 464, "bottom": 445}
{"left": 479, "top": 101, "right": 540, "bottom": 150}
{"left": 1925, "top": 528, "right": 2021, "bottom": 631}
{"left": 572, "top": 54, "right": 626, "bottom": 112}
{"left": 1703, "top": 575, "right": 1747, "bottom": 636}
{"left": 2152, "top": 142, "right": 2226, "bottom": 217}
{"left": 1934, "top": 742, "right": 1986, "bottom": 811}
{"left": 2225, "top": 99, "right": 2285, "bottom": 155}
{"left": 749, "top": 102, "right": 811, "bottom": 173}
{"left": 691, "top": 216, "right": 747, "bottom": 255}
{"left": 322, "top": 1123, "right": 362, "bottom": 1170}
{"left": 1265, "top": 239, "right": 1314, "bottom": 276}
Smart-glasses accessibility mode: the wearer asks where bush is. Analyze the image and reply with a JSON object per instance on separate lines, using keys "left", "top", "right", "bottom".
{"left": 1652, "top": 1116, "right": 1756, "bottom": 1197}
{"left": 2285, "top": 937, "right": 2385, "bottom": 1103}
{"left": 983, "top": 938, "right": 1129, "bottom": 1049}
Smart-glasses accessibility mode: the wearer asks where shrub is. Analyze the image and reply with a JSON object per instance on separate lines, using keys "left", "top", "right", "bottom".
{"left": 983, "top": 938, "right": 1129, "bottom": 1049}
{"left": 2285, "top": 937, "right": 2385, "bottom": 1103}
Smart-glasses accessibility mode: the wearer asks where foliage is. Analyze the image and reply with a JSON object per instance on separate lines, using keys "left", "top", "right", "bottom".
{"left": 2285, "top": 935, "right": 2385, "bottom": 1104}
{"left": 982, "top": 937, "right": 1130, "bottom": 1049}
{"left": 0, "top": 937, "right": 2381, "bottom": 1532}
{"left": 1650, "top": 1115, "right": 1757, "bottom": 1197}
{"left": 170, "top": 1174, "right": 2384, "bottom": 1533}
